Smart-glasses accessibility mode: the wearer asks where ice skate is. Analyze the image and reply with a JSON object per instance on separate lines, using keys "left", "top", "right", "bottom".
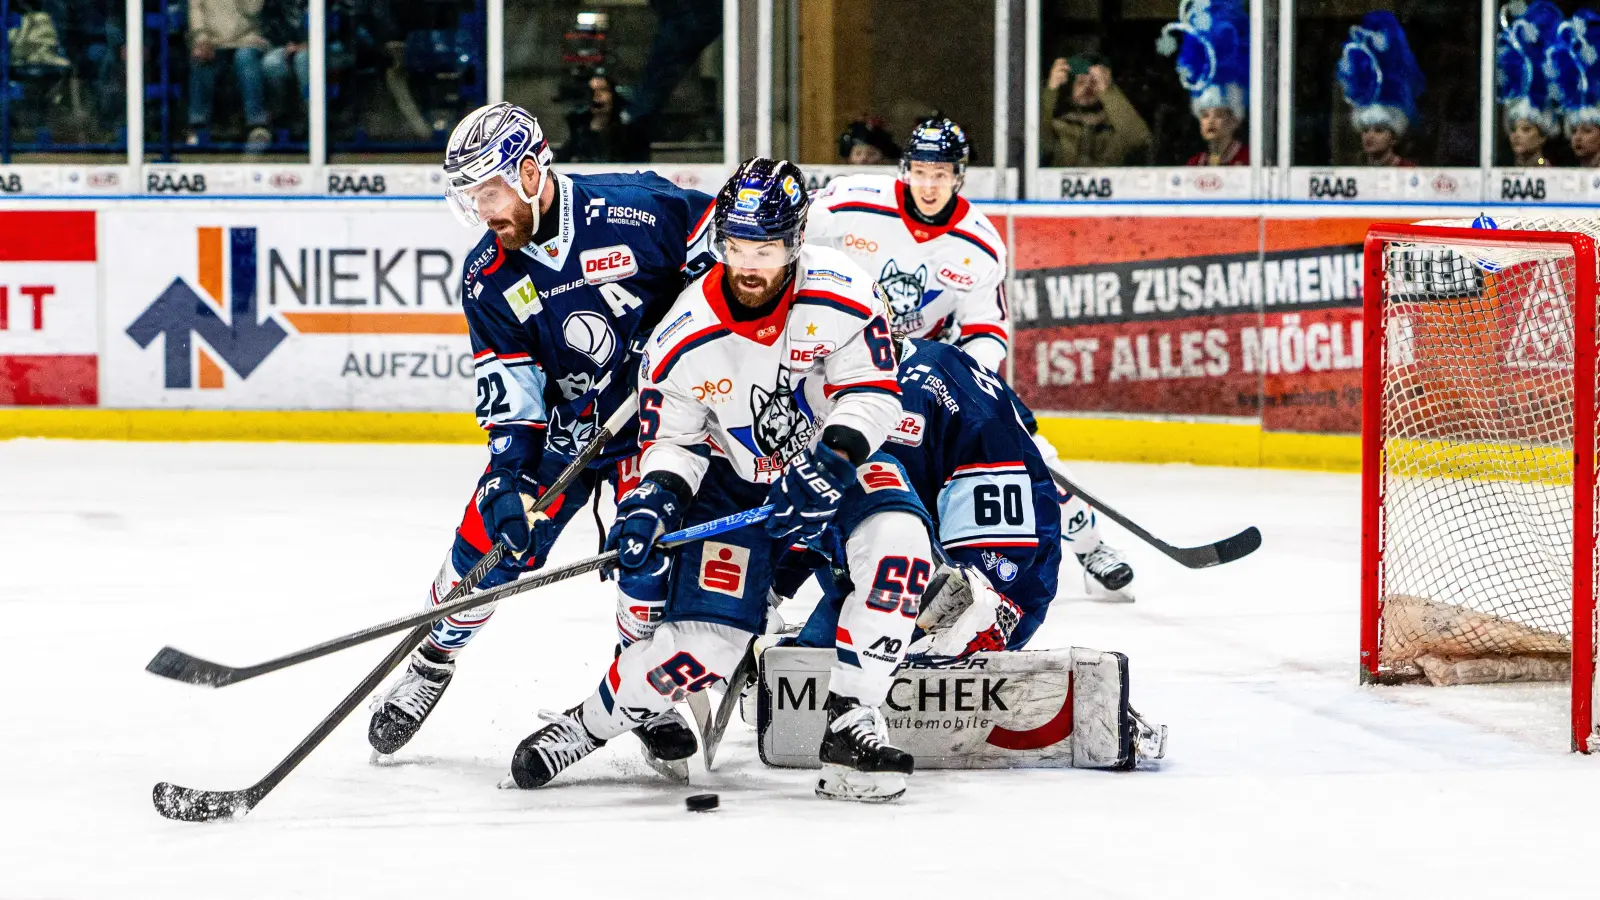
{"left": 367, "top": 646, "right": 455, "bottom": 757}
{"left": 507, "top": 707, "right": 605, "bottom": 789}
{"left": 816, "top": 693, "right": 913, "bottom": 803}
{"left": 635, "top": 707, "right": 696, "bottom": 782}
{"left": 1078, "top": 542, "right": 1136, "bottom": 601}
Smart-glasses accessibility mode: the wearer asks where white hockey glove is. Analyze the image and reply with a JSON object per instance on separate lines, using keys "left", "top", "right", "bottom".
{"left": 907, "top": 566, "right": 1021, "bottom": 664}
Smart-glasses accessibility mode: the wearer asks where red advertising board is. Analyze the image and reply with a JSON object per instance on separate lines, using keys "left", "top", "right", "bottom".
{"left": 1009, "top": 216, "right": 1377, "bottom": 434}
{"left": 0, "top": 211, "right": 99, "bottom": 405}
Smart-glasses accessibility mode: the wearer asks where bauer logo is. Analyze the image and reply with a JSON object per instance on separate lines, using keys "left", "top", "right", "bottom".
{"left": 125, "top": 227, "right": 289, "bottom": 389}
{"left": 698, "top": 542, "right": 750, "bottom": 597}
{"left": 579, "top": 245, "right": 638, "bottom": 284}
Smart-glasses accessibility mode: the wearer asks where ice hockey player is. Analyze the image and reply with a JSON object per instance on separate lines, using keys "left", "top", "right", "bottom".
{"left": 807, "top": 115, "right": 1134, "bottom": 596}
{"left": 781, "top": 336, "right": 1064, "bottom": 659}
{"left": 505, "top": 157, "right": 936, "bottom": 802}
{"left": 367, "top": 102, "right": 714, "bottom": 767}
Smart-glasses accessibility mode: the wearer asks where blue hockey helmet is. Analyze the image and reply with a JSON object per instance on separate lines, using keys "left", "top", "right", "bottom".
{"left": 443, "top": 102, "right": 554, "bottom": 229}
{"left": 711, "top": 157, "right": 810, "bottom": 267}
{"left": 899, "top": 116, "right": 971, "bottom": 192}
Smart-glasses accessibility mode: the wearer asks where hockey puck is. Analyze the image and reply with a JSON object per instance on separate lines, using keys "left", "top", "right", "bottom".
{"left": 685, "top": 793, "right": 719, "bottom": 812}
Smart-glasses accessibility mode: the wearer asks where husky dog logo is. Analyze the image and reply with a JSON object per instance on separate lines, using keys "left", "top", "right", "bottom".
{"left": 877, "top": 260, "right": 940, "bottom": 332}
{"left": 749, "top": 378, "right": 813, "bottom": 461}
{"left": 546, "top": 402, "right": 598, "bottom": 456}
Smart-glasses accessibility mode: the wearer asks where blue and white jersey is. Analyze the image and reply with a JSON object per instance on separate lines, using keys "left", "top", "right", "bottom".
{"left": 462, "top": 171, "right": 714, "bottom": 473}
{"left": 805, "top": 338, "right": 1057, "bottom": 556}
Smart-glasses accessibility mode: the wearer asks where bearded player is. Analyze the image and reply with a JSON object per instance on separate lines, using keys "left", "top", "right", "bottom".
{"left": 807, "top": 115, "right": 1134, "bottom": 596}
{"left": 505, "top": 158, "right": 936, "bottom": 802}
{"left": 365, "top": 102, "right": 714, "bottom": 769}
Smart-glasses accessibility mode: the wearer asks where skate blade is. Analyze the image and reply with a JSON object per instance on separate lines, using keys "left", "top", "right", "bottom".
{"left": 496, "top": 773, "right": 520, "bottom": 790}
{"left": 1083, "top": 576, "right": 1136, "bottom": 603}
{"left": 641, "top": 745, "right": 690, "bottom": 784}
{"left": 815, "top": 764, "right": 906, "bottom": 803}
{"left": 368, "top": 749, "right": 398, "bottom": 767}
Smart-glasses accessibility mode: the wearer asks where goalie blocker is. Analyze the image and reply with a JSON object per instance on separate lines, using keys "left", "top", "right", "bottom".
{"left": 757, "top": 646, "right": 1166, "bottom": 769}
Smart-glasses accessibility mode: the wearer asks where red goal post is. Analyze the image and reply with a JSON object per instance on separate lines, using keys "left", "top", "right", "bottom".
{"left": 1360, "top": 219, "right": 1599, "bottom": 753}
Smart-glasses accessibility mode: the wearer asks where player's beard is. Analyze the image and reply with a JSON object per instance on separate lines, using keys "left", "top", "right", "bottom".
{"left": 728, "top": 266, "right": 788, "bottom": 308}
{"left": 487, "top": 198, "right": 535, "bottom": 251}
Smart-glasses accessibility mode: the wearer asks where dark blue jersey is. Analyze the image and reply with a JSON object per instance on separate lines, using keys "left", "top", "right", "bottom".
{"left": 461, "top": 172, "right": 714, "bottom": 476}
{"left": 874, "top": 339, "right": 1060, "bottom": 569}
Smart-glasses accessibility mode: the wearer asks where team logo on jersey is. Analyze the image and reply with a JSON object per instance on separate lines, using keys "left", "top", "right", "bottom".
{"left": 877, "top": 260, "right": 942, "bottom": 333}
{"left": 563, "top": 311, "right": 617, "bottom": 365}
{"left": 982, "top": 550, "right": 1019, "bottom": 583}
{"left": 859, "top": 462, "right": 907, "bottom": 493}
{"left": 580, "top": 245, "right": 638, "bottom": 284}
{"left": 887, "top": 411, "right": 926, "bottom": 446}
{"left": 730, "top": 367, "right": 814, "bottom": 469}
{"left": 503, "top": 275, "right": 543, "bottom": 322}
{"left": 699, "top": 543, "right": 751, "bottom": 597}
{"left": 546, "top": 403, "right": 598, "bottom": 456}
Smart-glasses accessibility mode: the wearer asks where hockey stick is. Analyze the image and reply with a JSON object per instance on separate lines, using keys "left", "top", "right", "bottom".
{"left": 147, "top": 400, "right": 639, "bottom": 688}
{"left": 701, "top": 637, "right": 756, "bottom": 770}
{"left": 151, "top": 502, "right": 776, "bottom": 822}
{"left": 1049, "top": 469, "right": 1260, "bottom": 568}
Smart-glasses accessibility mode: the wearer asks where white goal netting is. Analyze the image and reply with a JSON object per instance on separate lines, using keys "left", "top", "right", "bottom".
{"left": 1369, "top": 217, "right": 1599, "bottom": 724}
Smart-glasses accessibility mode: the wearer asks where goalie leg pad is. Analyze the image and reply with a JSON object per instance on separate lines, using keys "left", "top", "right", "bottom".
{"left": 1070, "top": 648, "right": 1165, "bottom": 769}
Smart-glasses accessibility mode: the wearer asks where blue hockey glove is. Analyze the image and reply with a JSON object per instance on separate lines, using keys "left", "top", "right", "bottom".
{"left": 764, "top": 447, "right": 857, "bottom": 542}
{"left": 606, "top": 473, "right": 690, "bottom": 602}
{"left": 475, "top": 468, "right": 541, "bottom": 556}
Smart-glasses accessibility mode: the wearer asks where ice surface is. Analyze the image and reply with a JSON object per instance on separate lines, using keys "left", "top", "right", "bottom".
{"left": 3, "top": 440, "right": 1595, "bottom": 899}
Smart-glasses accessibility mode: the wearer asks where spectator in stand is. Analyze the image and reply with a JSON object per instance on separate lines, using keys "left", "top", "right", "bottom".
{"left": 838, "top": 117, "right": 899, "bottom": 165}
{"left": 1548, "top": 8, "right": 1600, "bottom": 167}
{"left": 633, "top": 0, "right": 723, "bottom": 145}
{"left": 1337, "top": 11, "right": 1423, "bottom": 168}
{"left": 262, "top": 0, "right": 309, "bottom": 131}
{"left": 556, "top": 72, "right": 648, "bottom": 162}
{"left": 45, "top": 0, "right": 125, "bottom": 141}
{"left": 1158, "top": 0, "right": 1249, "bottom": 167}
{"left": 1040, "top": 51, "right": 1151, "bottom": 167}
{"left": 187, "top": 0, "right": 273, "bottom": 152}
{"left": 1497, "top": 0, "right": 1563, "bottom": 168}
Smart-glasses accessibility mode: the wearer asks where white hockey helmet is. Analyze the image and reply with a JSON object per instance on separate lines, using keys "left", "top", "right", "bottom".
{"left": 443, "top": 102, "right": 554, "bottom": 229}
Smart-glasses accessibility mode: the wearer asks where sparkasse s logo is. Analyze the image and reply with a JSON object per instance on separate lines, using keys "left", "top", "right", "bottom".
{"left": 125, "top": 227, "right": 289, "bottom": 389}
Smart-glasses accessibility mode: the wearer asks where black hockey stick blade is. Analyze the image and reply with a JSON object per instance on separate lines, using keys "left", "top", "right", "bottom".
{"left": 145, "top": 646, "right": 248, "bottom": 687}
{"left": 152, "top": 781, "right": 264, "bottom": 823}
{"left": 1048, "top": 469, "right": 1261, "bottom": 569}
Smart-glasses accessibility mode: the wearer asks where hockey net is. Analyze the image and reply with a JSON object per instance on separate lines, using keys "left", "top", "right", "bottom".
{"left": 1361, "top": 216, "right": 1599, "bottom": 752}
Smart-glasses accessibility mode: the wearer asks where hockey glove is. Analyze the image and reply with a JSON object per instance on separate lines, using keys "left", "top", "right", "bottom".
{"left": 764, "top": 447, "right": 857, "bottom": 543}
{"left": 475, "top": 468, "right": 541, "bottom": 557}
{"left": 605, "top": 473, "right": 689, "bottom": 606}
{"left": 908, "top": 566, "right": 1022, "bottom": 664}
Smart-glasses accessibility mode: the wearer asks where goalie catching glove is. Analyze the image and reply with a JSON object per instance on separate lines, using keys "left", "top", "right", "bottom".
{"left": 907, "top": 566, "right": 1022, "bottom": 664}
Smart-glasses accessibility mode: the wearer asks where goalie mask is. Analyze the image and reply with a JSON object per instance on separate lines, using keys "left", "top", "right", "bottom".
{"left": 443, "top": 102, "right": 555, "bottom": 231}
